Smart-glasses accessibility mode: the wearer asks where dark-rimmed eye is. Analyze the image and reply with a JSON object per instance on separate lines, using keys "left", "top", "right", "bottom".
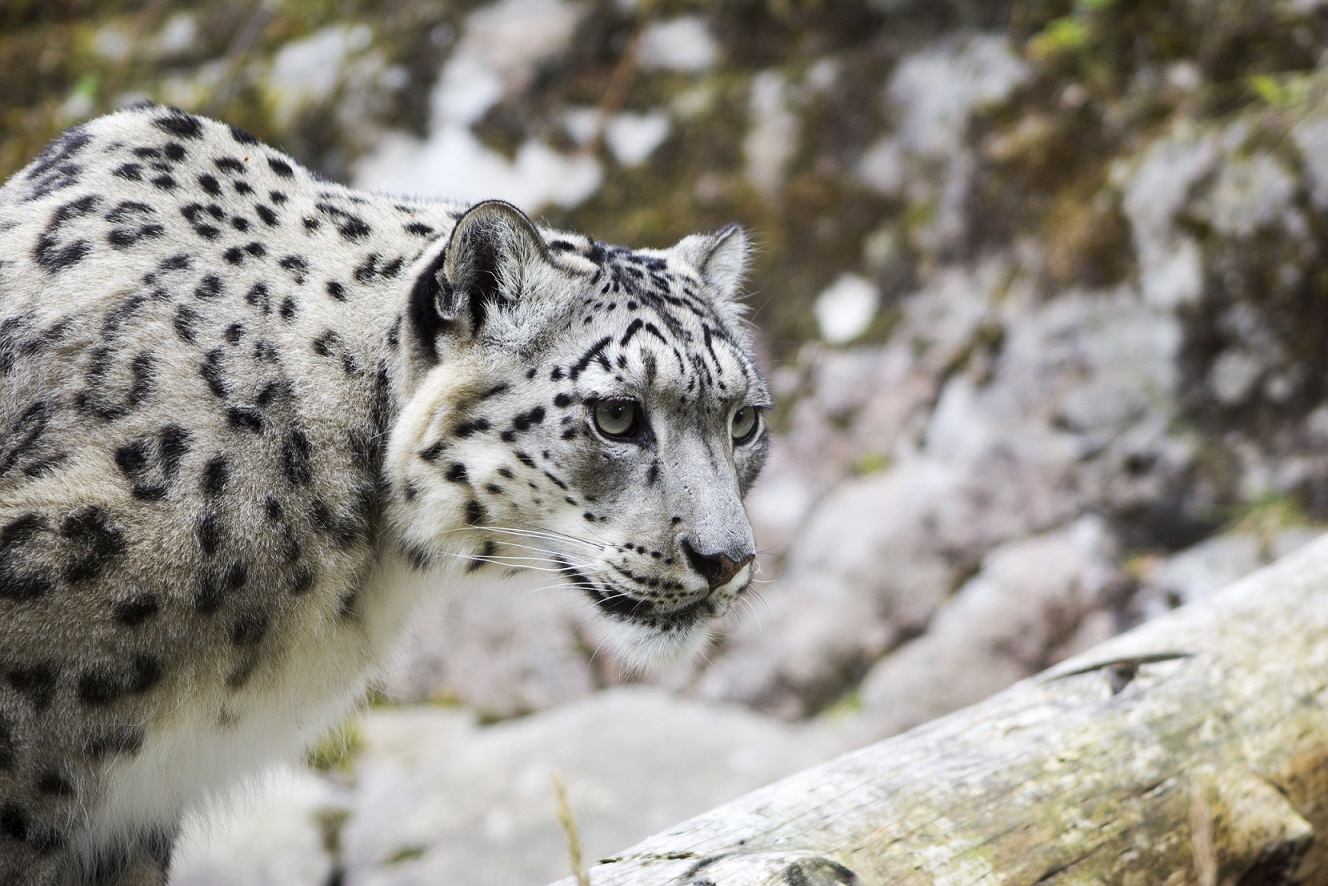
{"left": 593, "top": 399, "right": 639, "bottom": 438}
{"left": 731, "top": 405, "right": 760, "bottom": 444}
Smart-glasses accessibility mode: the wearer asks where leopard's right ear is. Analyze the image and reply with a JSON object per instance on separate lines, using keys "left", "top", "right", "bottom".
{"left": 406, "top": 200, "right": 550, "bottom": 364}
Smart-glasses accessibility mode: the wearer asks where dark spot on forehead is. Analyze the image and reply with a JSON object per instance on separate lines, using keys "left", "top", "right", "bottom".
{"left": 153, "top": 109, "right": 202, "bottom": 140}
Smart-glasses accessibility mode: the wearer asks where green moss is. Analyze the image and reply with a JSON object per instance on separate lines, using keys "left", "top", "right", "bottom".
{"left": 0, "top": 0, "right": 468, "bottom": 184}
{"left": 1018, "top": 0, "right": 1326, "bottom": 109}
{"left": 386, "top": 845, "right": 427, "bottom": 865}
{"left": 851, "top": 452, "right": 890, "bottom": 476}
{"left": 1041, "top": 178, "right": 1132, "bottom": 290}
{"left": 306, "top": 718, "right": 362, "bottom": 772}
{"left": 1247, "top": 72, "right": 1312, "bottom": 109}
{"left": 1230, "top": 496, "right": 1314, "bottom": 543}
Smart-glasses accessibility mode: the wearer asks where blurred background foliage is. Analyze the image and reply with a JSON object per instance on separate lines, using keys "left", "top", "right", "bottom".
{"left": 5, "top": 0, "right": 1324, "bottom": 363}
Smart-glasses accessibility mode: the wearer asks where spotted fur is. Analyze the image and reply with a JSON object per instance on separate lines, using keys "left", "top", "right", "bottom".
{"left": 0, "top": 105, "right": 769, "bottom": 883}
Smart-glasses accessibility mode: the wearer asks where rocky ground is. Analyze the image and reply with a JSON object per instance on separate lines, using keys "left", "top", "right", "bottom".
{"left": 6, "top": 0, "right": 1328, "bottom": 883}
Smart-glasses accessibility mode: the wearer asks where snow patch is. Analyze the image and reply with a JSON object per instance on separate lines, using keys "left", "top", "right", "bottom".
{"left": 744, "top": 70, "right": 797, "bottom": 197}
{"left": 1118, "top": 126, "right": 1218, "bottom": 309}
{"left": 463, "top": 0, "right": 582, "bottom": 87}
{"left": 432, "top": 52, "right": 506, "bottom": 126}
{"left": 815, "top": 274, "right": 880, "bottom": 344}
{"left": 358, "top": 129, "right": 601, "bottom": 209}
{"left": 93, "top": 25, "right": 134, "bottom": 62}
{"left": 605, "top": 111, "right": 671, "bottom": 166}
{"left": 888, "top": 34, "right": 1029, "bottom": 155}
{"left": 269, "top": 25, "right": 374, "bottom": 126}
{"left": 354, "top": 0, "right": 600, "bottom": 210}
{"left": 639, "top": 17, "right": 719, "bottom": 72}
{"left": 155, "top": 13, "right": 198, "bottom": 57}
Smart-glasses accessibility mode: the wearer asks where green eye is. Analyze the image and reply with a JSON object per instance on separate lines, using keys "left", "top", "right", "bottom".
{"left": 593, "top": 399, "right": 639, "bottom": 438}
{"left": 731, "top": 406, "right": 759, "bottom": 444}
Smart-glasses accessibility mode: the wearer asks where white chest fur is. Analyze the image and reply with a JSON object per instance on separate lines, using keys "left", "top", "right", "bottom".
{"left": 79, "top": 548, "right": 445, "bottom": 856}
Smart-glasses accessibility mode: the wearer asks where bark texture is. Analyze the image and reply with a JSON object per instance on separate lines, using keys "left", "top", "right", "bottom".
{"left": 549, "top": 533, "right": 1328, "bottom": 885}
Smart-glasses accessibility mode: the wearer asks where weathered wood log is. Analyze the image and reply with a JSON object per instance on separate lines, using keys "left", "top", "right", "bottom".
{"left": 549, "top": 532, "right": 1328, "bottom": 885}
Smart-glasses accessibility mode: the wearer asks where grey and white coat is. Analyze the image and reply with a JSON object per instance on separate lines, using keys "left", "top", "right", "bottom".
{"left": 0, "top": 105, "right": 769, "bottom": 884}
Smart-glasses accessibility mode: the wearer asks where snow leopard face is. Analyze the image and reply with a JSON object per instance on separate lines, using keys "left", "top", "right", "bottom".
{"left": 386, "top": 201, "right": 770, "bottom": 666}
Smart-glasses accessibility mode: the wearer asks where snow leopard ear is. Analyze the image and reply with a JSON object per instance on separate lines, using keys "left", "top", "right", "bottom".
{"left": 672, "top": 224, "right": 749, "bottom": 301}
{"left": 407, "top": 200, "right": 551, "bottom": 363}
{"left": 441, "top": 200, "right": 552, "bottom": 329}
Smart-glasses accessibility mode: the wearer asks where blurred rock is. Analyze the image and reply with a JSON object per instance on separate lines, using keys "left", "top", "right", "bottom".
{"left": 742, "top": 444, "right": 819, "bottom": 558}
{"left": 1134, "top": 532, "right": 1263, "bottom": 620}
{"left": 695, "top": 443, "right": 1077, "bottom": 719}
{"left": 1133, "top": 525, "right": 1324, "bottom": 621}
{"left": 1116, "top": 123, "right": 1216, "bottom": 310}
{"left": 380, "top": 572, "right": 597, "bottom": 719}
{"left": 860, "top": 33, "right": 1030, "bottom": 253}
{"left": 1201, "top": 149, "right": 1298, "bottom": 239}
{"left": 11, "top": 2, "right": 1328, "bottom": 877}
{"left": 354, "top": 0, "right": 600, "bottom": 209}
{"left": 814, "top": 274, "right": 879, "bottom": 344}
{"left": 339, "top": 688, "right": 846, "bottom": 886}
{"left": 853, "top": 516, "right": 1128, "bottom": 740}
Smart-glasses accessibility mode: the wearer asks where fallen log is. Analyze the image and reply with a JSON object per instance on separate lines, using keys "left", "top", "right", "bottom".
{"left": 549, "top": 532, "right": 1328, "bottom": 885}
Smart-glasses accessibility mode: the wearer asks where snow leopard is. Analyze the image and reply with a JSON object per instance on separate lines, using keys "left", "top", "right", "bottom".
{"left": 0, "top": 105, "right": 769, "bottom": 883}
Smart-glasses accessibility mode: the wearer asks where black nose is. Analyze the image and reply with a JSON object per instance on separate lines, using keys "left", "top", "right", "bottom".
{"left": 680, "top": 538, "right": 754, "bottom": 591}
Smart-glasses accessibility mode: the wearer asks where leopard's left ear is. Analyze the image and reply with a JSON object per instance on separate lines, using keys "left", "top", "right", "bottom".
{"left": 672, "top": 224, "right": 749, "bottom": 301}
{"left": 407, "top": 200, "right": 553, "bottom": 363}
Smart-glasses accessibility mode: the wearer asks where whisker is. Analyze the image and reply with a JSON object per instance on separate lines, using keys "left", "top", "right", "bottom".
{"left": 434, "top": 524, "right": 606, "bottom": 551}
{"left": 517, "top": 582, "right": 578, "bottom": 598}
{"left": 504, "top": 525, "right": 609, "bottom": 547}
{"left": 746, "top": 588, "right": 773, "bottom": 618}
{"left": 735, "top": 595, "right": 766, "bottom": 629}
{"left": 475, "top": 540, "right": 573, "bottom": 560}
{"left": 433, "top": 549, "right": 577, "bottom": 576}
{"left": 485, "top": 526, "right": 603, "bottom": 547}
{"left": 478, "top": 553, "right": 575, "bottom": 566}
{"left": 566, "top": 519, "right": 621, "bottom": 549}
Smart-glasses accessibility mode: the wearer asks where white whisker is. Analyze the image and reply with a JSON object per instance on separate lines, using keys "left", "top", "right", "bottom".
{"left": 517, "top": 582, "right": 578, "bottom": 598}
{"left": 433, "top": 524, "right": 606, "bottom": 552}
{"left": 433, "top": 549, "right": 576, "bottom": 576}
{"left": 482, "top": 525, "right": 607, "bottom": 549}
{"left": 734, "top": 595, "right": 766, "bottom": 630}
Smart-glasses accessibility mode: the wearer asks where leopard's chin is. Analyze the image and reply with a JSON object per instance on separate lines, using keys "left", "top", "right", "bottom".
{"left": 591, "top": 612, "right": 716, "bottom": 675}
{"left": 553, "top": 557, "right": 725, "bottom": 671}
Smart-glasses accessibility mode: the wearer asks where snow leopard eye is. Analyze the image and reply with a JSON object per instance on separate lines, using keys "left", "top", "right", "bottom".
{"left": 593, "top": 399, "right": 640, "bottom": 438}
{"left": 731, "top": 405, "right": 759, "bottom": 445}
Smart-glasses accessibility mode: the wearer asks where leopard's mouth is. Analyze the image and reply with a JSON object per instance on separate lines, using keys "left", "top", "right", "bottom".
{"left": 554, "top": 557, "right": 711, "bottom": 631}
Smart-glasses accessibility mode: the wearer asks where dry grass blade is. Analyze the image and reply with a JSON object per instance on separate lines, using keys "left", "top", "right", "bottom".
{"left": 552, "top": 769, "right": 590, "bottom": 886}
